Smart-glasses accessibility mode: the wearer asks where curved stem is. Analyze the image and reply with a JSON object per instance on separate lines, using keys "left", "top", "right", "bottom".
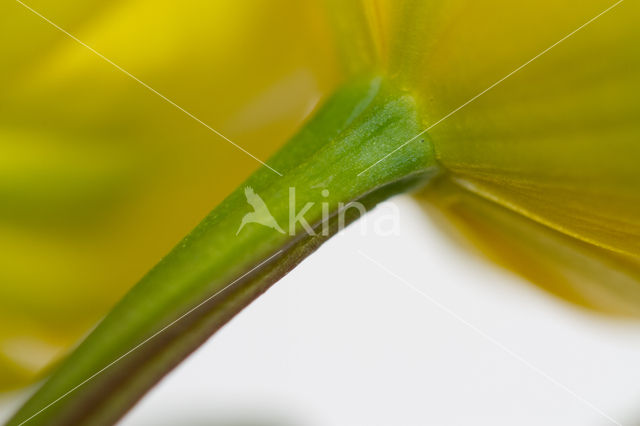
{"left": 8, "top": 75, "right": 438, "bottom": 426}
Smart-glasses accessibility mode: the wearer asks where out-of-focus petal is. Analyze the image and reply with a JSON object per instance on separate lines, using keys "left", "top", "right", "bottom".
{"left": 419, "top": 178, "right": 640, "bottom": 317}
{"left": 0, "top": 0, "right": 342, "bottom": 389}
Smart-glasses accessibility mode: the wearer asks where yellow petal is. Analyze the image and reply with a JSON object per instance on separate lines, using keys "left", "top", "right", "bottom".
{"left": 419, "top": 178, "right": 640, "bottom": 317}
{"left": 389, "top": 0, "right": 640, "bottom": 256}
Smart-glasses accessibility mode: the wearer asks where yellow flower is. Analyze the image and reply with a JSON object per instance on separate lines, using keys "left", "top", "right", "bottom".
{"left": 2, "top": 0, "right": 639, "bottom": 395}
{"left": 331, "top": 0, "right": 640, "bottom": 314}
{"left": 392, "top": 0, "right": 640, "bottom": 314}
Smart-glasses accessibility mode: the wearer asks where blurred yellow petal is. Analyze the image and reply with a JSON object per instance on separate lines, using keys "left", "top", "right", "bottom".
{"left": 419, "top": 178, "right": 640, "bottom": 317}
{"left": 1, "top": 0, "right": 343, "bottom": 389}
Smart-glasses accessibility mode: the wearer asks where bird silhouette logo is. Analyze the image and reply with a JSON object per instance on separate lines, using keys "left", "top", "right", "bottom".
{"left": 236, "top": 186, "right": 285, "bottom": 235}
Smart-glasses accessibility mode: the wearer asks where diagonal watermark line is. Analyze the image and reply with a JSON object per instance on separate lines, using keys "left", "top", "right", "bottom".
{"left": 14, "top": 0, "right": 283, "bottom": 177}
{"left": 15, "top": 250, "right": 283, "bottom": 425}
{"left": 358, "top": 0, "right": 625, "bottom": 176}
{"left": 357, "top": 250, "right": 623, "bottom": 426}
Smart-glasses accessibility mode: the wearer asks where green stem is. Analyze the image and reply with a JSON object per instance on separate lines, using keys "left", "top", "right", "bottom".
{"left": 8, "top": 75, "right": 438, "bottom": 426}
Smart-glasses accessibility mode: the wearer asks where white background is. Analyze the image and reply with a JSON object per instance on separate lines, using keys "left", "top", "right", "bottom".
{"left": 3, "top": 196, "right": 640, "bottom": 426}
